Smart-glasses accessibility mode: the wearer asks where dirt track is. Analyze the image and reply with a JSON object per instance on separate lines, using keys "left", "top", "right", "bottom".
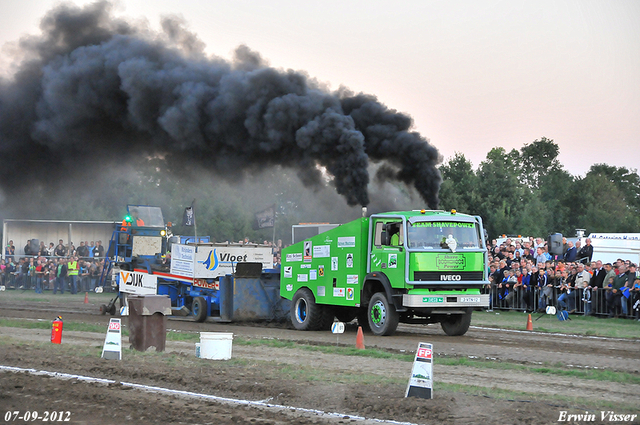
{"left": 1, "top": 299, "right": 639, "bottom": 424}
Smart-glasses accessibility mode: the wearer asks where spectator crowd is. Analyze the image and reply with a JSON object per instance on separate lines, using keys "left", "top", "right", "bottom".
{"left": 485, "top": 236, "right": 640, "bottom": 320}
{"left": 2, "top": 236, "right": 285, "bottom": 295}
{"left": 2, "top": 239, "right": 108, "bottom": 294}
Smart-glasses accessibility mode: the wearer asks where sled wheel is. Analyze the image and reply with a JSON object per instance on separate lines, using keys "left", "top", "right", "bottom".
{"left": 440, "top": 309, "right": 472, "bottom": 336}
{"left": 192, "top": 297, "right": 208, "bottom": 322}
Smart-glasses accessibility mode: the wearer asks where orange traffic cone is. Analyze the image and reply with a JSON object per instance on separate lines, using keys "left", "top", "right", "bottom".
{"left": 526, "top": 314, "right": 533, "bottom": 331}
{"left": 84, "top": 292, "right": 89, "bottom": 304}
{"left": 356, "top": 326, "right": 365, "bottom": 349}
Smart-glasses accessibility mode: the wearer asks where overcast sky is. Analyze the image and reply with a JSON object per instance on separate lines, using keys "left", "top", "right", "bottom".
{"left": 1, "top": 0, "right": 638, "bottom": 177}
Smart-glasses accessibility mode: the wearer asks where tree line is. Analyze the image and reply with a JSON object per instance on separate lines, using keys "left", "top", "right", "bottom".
{"left": 438, "top": 137, "right": 640, "bottom": 238}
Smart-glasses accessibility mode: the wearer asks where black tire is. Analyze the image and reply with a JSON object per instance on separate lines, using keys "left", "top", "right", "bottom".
{"left": 317, "top": 306, "right": 335, "bottom": 331}
{"left": 367, "top": 292, "right": 399, "bottom": 336}
{"left": 333, "top": 308, "right": 358, "bottom": 324}
{"left": 192, "top": 297, "right": 208, "bottom": 322}
{"left": 356, "top": 309, "right": 371, "bottom": 332}
{"left": 108, "top": 303, "right": 116, "bottom": 316}
{"left": 440, "top": 309, "right": 472, "bottom": 336}
{"left": 291, "top": 288, "right": 326, "bottom": 331}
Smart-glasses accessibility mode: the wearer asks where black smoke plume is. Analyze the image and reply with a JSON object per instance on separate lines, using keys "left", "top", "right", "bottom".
{"left": 0, "top": 1, "right": 441, "bottom": 209}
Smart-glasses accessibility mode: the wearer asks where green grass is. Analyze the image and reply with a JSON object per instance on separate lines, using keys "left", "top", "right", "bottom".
{"left": 236, "top": 337, "right": 414, "bottom": 360}
{"left": 472, "top": 310, "right": 639, "bottom": 338}
{"left": 0, "top": 318, "right": 129, "bottom": 335}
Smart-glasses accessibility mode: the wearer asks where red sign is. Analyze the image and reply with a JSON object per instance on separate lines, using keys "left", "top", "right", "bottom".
{"left": 417, "top": 347, "right": 432, "bottom": 359}
{"left": 108, "top": 321, "right": 121, "bottom": 331}
{"left": 193, "top": 279, "right": 219, "bottom": 290}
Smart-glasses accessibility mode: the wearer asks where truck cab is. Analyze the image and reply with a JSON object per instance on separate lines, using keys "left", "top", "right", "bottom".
{"left": 114, "top": 205, "right": 167, "bottom": 265}
{"left": 367, "top": 210, "right": 489, "bottom": 335}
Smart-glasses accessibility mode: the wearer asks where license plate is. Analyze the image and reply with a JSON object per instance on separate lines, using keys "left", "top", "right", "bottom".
{"left": 461, "top": 297, "right": 481, "bottom": 303}
{"left": 423, "top": 297, "right": 444, "bottom": 303}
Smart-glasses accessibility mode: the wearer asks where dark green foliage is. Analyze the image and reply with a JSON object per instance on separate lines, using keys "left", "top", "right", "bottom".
{"left": 439, "top": 138, "right": 640, "bottom": 238}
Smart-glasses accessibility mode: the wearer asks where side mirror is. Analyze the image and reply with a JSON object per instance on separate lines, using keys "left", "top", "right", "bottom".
{"left": 381, "top": 230, "right": 389, "bottom": 246}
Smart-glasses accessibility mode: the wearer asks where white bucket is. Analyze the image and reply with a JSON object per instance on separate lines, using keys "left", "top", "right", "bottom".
{"left": 199, "top": 332, "right": 233, "bottom": 360}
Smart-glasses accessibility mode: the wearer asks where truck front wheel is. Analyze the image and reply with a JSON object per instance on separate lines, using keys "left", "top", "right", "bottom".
{"left": 367, "top": 292, "right": 399, "bottom": 336}
{"left": 291, "top": 288, "right": 326, "bottom": 331}
{"left": 440, "top": 309, "right": 472, "bottom": 336}
{"left": 192, "top": 297, "right": 208, "bottom": 322}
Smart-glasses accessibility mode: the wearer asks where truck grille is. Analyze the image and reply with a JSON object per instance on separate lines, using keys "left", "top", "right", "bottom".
{"left": 413, "top": 271, "right": 484, "bottom": 282}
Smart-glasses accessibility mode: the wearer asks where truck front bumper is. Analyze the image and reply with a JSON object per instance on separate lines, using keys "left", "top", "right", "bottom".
{"left": 403, "top": 293, "right": 490, "bottom": 308}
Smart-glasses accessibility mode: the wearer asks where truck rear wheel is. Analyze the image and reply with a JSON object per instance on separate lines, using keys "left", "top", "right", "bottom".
{"left": 440, "top": 309, "right": 472, "bottom": 336}
{"left": 192, "top": 297, "right": 208, "bottom": 322}
{"left": 291, "top": 288, "right": 326, "bottom": 331}
{"left": 367, "top": 292, "right": 399, "bottom": 336}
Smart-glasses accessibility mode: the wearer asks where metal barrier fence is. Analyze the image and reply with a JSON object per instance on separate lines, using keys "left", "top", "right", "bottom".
{"left": 1, "top": 270, "right": 110, "bottom": 292}
{"left": 485, "top": 285, "right": 638, "bottom": 319}
{"left": 2, "top": 255, "right": 107, "bottom": 261}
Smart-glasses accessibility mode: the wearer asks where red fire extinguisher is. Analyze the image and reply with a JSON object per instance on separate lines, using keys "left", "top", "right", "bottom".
{"left": 51, "top": 316, "right": 63, "bottom": 344}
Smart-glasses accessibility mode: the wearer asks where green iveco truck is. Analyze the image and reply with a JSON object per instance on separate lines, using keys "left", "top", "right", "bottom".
{"left": 280, "top": 209, "right": 490, "bottom": 336}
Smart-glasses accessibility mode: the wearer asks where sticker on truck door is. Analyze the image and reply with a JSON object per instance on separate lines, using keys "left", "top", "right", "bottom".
{"left": 331, "top": 257, "right": 338, "bottom": 271}
{"left": 304, "top": 241, "right": 312, "bottom": 262}
{"left": 337, "top": 236, "right": 356, "bottom": 248}
{"left": 286, "top": 253, "right": 302, "bottom": 262}
{"left": 388, "top": 253, "right": 397, "bottom": 268}
{"left": 313, "top": 245, "right": 330, "bottom": 258}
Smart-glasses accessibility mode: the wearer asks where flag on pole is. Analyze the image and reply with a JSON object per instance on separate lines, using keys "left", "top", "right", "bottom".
{"left": 253, "top": 204, "right": 276, "bottom": 230}
{"left": 183, "top": 205, "right": 195, "bottom": 226}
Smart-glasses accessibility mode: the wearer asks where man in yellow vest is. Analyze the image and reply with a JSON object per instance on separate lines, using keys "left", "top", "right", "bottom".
{"left": 67, "top": 256, "right": 79, "bottom": 295}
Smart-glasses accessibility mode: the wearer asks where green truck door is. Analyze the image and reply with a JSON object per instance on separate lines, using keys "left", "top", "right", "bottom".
{"left": 369, "top": 218, "right": 405, "bottom": 287}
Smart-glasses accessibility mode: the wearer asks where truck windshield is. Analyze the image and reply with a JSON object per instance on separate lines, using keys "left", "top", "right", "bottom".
{"left": 127, "top": 205, "right": 165, "bottom": 227}
{"left": 407, "top": 221, "right": 479, "bottom": 249}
